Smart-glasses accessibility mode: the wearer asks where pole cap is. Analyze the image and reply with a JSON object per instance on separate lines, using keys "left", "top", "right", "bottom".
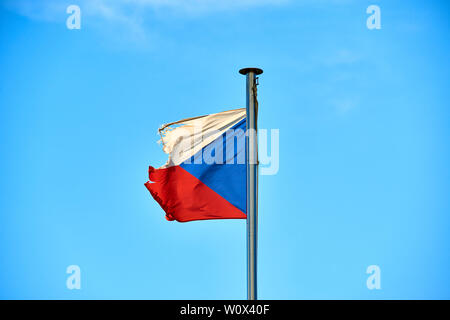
{"left": 239, "top": 68, "right": 263, "bottom": 75}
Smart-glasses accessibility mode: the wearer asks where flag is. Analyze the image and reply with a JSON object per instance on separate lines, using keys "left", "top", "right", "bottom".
{"left": 145, "top": 108, "right": 247, "bottom": 222}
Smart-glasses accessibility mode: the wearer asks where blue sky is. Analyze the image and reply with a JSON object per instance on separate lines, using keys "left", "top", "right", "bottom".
{"left": 0, "top": 0, "right": 449, "bottom": 299}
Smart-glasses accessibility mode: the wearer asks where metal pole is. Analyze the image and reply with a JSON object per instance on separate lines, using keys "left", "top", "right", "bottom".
{"left": 239, "top": 67, "right": 263, "bottom": 300}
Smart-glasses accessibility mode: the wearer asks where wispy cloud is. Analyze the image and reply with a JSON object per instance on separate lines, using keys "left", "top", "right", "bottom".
{"left": 323, "top": 49, "right": 361, "bottom": 66}
{"left": 2, "top": 0, "right": 66, "bottom": 22}
{"left": 2, "top": 0, "right": 288, "bottom": 46}
{"left": 331, "top": 97, "right": 359, "bottom": 114}
{"left": 119, "top": 0, "right": 288, "bottom": 13}
{"left": 3, "top": 0, "right": 288, "bottom": 21}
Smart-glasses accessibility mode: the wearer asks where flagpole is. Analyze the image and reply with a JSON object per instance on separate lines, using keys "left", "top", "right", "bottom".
{"left": 239, "top": 67, "right": 263, "bottom": 300}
